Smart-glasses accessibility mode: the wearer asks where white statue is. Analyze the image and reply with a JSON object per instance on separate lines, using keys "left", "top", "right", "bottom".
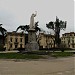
{"left": 29, "top": 12, "right": 37, "bottom": 29}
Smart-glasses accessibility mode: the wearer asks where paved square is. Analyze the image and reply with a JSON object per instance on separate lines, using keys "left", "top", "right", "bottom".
{"left": 0, "top": 57, "right": 74, "bottom": 75}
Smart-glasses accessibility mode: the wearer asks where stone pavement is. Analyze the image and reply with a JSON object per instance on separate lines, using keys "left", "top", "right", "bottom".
{"left": 0, "top": 57, "right": 75, "bottom": 75}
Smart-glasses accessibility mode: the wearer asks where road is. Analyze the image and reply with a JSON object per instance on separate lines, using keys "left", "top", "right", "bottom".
{"left": 0, "top": 57, "right": 75, "bottom": 75}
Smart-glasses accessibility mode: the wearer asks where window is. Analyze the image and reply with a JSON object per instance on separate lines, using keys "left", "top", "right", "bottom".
{"left": 72, "top": 44, "right": 74, "bottom": 48}
{"left": 64, "top": 41, "right": 65, "bottom": 43}
{"left": 15, "top": 45, "right": 18, "bottom": 48}
{"left": 65, "top": 34, "right": 66, "bottom": 36}
{"left": 10, "top": 44, "right": 12, "bottom": 48}
{"left": 20, "top": 38, "right": 22, "bottom": 42}
{"left": 15, "top": 38, "right": 18, "bottom": 42}
{"left": 10, "top": 38, "right": 12, "bottom": 42}
{"left": 20, "top": 44, "right": 22, "bottom": 48}
{"left": 70, "top": 34, "right": 72, "bottom": 36}
{"left": 64, "top": 38, "right": 65, "bottom": 40}
{"left": 51, "top": 45, "right": 52, "bottom": 48}
{"left": 68, "top": 45, "right": 70, "bottom": 47}
{"left": 72, "top": 40, "right": 74, "bottom": 44}
{"left": 72, "top": 37, "right": 74, "bottom": 40}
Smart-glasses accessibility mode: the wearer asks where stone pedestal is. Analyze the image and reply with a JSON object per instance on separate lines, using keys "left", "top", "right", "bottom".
{"left": 25, "top": 29, "right": 39, "bottom": 51}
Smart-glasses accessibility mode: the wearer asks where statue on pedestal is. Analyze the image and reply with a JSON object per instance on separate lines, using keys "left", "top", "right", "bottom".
{"left": 25, "top": 11, "right": 39, "bottom": 51}
{"left": 29, "top": 12, "right": 37, "bottom": 29}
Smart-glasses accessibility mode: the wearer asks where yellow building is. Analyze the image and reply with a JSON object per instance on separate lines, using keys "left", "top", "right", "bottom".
{"left": 38, "top": 33, "right": 55, "bottom": 49}
{"left": 61, "top": 32, "right": 75, "bottom": 49}
{"left": 5, "top": 31, "right": 75, "bottom": 50}
{"left": 5, "top": 31, "right": 25, "bottom": 51}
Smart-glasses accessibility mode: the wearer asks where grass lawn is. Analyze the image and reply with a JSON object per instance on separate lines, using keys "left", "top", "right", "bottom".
{"left": 51, "top": 52, "right": 74, "bottom": 57}
{"left": 0, "top": 52, "right": 74, "bottom": 59}
{"left": 0, "top": 53, "right": 44, "bottom": 59}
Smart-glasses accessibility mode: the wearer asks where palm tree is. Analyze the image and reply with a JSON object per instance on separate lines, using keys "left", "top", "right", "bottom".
{"left": 16, "top": 25, "right": 29, "bottom": 32}
{"left": 16, "top": 22, "right": 41, "bottom": 32}
{"left": 0, "top": 24, "right": 7, "bottom": 47}
{"left": 35, "top": 21, "right": 41, "bottom": 32}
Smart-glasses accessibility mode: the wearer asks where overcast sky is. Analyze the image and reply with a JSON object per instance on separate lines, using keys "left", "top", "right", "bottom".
{"left": 0, "top": 0, "right": 74, "bottom": 34}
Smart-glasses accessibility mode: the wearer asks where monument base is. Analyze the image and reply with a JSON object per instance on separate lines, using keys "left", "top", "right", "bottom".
{"left": 25, "top": 42, "right": 39, "bottom": 51}
{"left": 25, "top": 29, "right": 39, "bottom": 52}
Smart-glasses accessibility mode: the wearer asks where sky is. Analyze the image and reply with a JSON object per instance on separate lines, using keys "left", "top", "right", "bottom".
{"left": 0, "top": 0, "right": 74, "bottom": 34}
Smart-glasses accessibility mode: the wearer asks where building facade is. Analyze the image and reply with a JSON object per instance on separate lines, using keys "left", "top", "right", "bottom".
{"left": 38, "top": 33, "right": 56, "bottom": 49}
{"left": 61, "top": 32, "right": 75, "bottom": 49}
{"left": 4, "top": 31, "right": 75, "bottom": 50}
{"left": 4, "top": 32, "right": 25, "bottom": 50}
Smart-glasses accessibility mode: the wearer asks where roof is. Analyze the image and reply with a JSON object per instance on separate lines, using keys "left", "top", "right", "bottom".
{"left": 7, "top": 32, "right": 25, "bottom": 36}
{"left": 62, "top": 32, "right": 75, "bottom": 35}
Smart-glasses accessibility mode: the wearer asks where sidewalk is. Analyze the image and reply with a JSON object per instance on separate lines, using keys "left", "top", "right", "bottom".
{"left": 0, "top": 50, "right": 19, "bottom": 53}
